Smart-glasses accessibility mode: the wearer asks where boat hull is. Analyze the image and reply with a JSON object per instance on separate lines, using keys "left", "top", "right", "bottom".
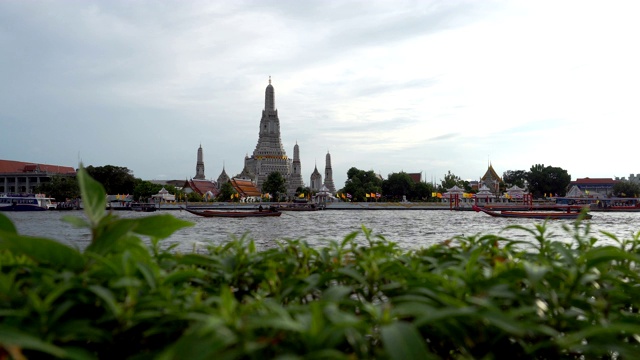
{"left": 473, "top": 205, "right": 592, "bottom": 220}
{"left": 182, "top": 207, "right": 281, "bottom": 218}
{"left": 0, "top": 204, "right": 47, "bottom": 212}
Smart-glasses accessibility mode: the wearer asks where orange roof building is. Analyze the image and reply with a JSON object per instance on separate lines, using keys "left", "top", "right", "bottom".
{"left": 230, "top": 178, "right": 261, "bottom": 198}
{"left": 0, "top": 159, "right": 76, "bottom": 194}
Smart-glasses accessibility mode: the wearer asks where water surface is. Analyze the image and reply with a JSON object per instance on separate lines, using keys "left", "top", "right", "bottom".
{"left": 4, "top": 210, "right": 637, "bottom": 253}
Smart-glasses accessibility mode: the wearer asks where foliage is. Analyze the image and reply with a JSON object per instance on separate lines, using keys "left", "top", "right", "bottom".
{"left": 411, "top": 181, "right": 434, "bottom": 201}
{"left": 527, "top": 164, "right": 571, "bottom": 198}
{"left": 35, "top": 175, "right": 79, "bottom": 201}
{"left": 341, "top": 167, "right": 382, "bottom": 201}
{"left": 85, "top": 165, "right": 137, "bottom": 195}
{"left": 2, "top": 168, "right": 640, "bottom": 358}
{"left": 502, "top": 169, "right": 528, "bottom": 189}
{"left": 612, "top": 180, "right": 640, "bottom": 197}
{"left": 296, "top": 186, "right": 311, "bottom": 198}
{"left": 133, "top": 180, "right": 176, "bottom": 202}
{"left": 437, "top": 170, "right": 470, "bottom": 192}
{"left": 382, "top": 172, "right": 414, "bottom": 200}
{"left": 261, "top": 171, "right": 287, "bottom": 201}
{"left": 216, "top": 181, "right": 237, "bottom": 202}
{"left": 186, "top": 192, "right": 203, "bottom": 202}
{"left": 382, "top": 172, "right": 433, "bottom": 201}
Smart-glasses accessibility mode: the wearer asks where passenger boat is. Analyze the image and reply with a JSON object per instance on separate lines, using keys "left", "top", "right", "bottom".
{"left": 472, "top": 205, "right": 592, "bottom": 220}
{"left": 0, "top": 193, "right": 56, "bottom": 211}
{"left": 182, "top": 207, "right": 282, "bottom": 218}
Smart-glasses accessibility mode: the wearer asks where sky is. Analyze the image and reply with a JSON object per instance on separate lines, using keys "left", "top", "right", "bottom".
{"left": 2, "top": 0, "right": 640, "bottom": 189}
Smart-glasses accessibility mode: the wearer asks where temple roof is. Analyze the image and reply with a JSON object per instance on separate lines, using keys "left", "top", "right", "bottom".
{"left": 481, "top": 164, "right": 501, "bottom": 182}
{"left": 230, "top": 178, "right": 261, "bottom": 197}
{"left": 184, "top": 179, "right": 219, "bottom": 197}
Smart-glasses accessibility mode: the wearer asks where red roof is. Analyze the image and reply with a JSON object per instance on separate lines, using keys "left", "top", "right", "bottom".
{"left": 231, "top": 178, "right": 261, "bottom": 197}
{"left": 0, "top": 159, "right": 76, "bottom": 175}
{"left": 407, "top": 173, "right": 421, "bottom": 184}
{"left": 184, "top": 179, "right": 219, "bottom": 197}
{"left": 572, "top": 178, "right": 617, "bottom": 185}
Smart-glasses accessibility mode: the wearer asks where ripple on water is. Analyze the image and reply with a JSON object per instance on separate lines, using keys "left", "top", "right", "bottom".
{"left": 3, "top": 209, "right": 639, "bottom": 253}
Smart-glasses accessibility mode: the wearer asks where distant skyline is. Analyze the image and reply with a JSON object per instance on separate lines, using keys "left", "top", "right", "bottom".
{"left": 2, "top": 1, "right": 640, "bottom": 189}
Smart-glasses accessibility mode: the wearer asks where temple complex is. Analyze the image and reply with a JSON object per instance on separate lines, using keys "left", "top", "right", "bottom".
{"left": 189, "top": 78, "right": 339, "bottom": 200}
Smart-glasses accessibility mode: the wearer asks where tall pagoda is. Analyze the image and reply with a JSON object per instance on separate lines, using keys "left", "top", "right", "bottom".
{"left": 243, "top": 77, "right": 292, "bottom": 190}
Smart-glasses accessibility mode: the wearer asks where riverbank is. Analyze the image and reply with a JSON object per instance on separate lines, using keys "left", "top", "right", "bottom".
{"left": 148, "top": 201, "right": 462, "bottom": 211}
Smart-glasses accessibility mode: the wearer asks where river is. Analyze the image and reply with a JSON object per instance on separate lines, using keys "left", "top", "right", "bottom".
{"left": 4, "top": 209, "right": 639, "bottom": 253}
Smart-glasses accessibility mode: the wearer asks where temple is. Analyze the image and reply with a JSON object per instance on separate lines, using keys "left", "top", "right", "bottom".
{"left": 194, "top": 144, "right": 205, "bottom": 180}
{"left": 323, "top": 151, "right": 336, "bottom": 194}
{"left": 242, "top": 77, "right": 293, "bottom": 193}
{"left": 287, "top": 142, "right": 304, "bottom": 195}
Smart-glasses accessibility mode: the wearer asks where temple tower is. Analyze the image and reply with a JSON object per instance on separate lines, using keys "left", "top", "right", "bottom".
{"left": 310, "top": 164, "right": 322, "bottom": 191}
{"left": 244, "top": 77, "right": 291, "bottom": 190}
{"left": 217, "top": 163, "right": 230, "bottom": 187}
{"left": 323, "top": 151, "right": 336, "bottom": 195}
{"left": 287, "top": 142, "right": 304, "bottom": 196}
{"left": 194, "top": 144, "right": 205, "bottom": 180}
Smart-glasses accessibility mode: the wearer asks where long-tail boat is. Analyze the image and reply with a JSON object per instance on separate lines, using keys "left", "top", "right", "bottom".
{"left": 472, "top": 205, "right": 592, "bottom": 220}
{"left": 181, "top": 206, "right": 282, "bottom": 218}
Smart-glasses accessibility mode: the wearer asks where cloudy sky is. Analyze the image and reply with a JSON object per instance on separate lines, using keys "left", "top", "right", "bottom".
{"left": 2, "top": 0, "right": 639, "bottom": 188}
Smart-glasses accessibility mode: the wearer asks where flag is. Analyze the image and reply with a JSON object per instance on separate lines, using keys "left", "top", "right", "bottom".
{"left": 370, "top": 193, "right": 375, "bottom": 198}
{"left": 376, "top": 193, "right": 381, "bottom": 198}
{"left": 299, "top": 193, "right": 305, "bottom": 198}
{"left": 366, "top": 193, "right": 370, "bottom": 198}
{"left": 432, "top": 192, "right": 436, "bottom": 197}
{"left": 347, "top": 193, "right": 352, "bottom": 198}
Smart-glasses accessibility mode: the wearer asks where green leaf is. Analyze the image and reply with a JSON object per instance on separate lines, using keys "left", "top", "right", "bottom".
{"left": 77, "top": 165, "right": 106, "bottom": 227}
{"left": 88, "top": 285, "right": 122, "bottom": 318}
{"left": 85, "top": 217, "right": 137, "bottom": 255}
{"left": 0, "top": 213, "right": 17, "bottom": 234}
{"left": 128, "top": 214, "right": 194, "bottom": 239}
{"left": 0, "top": 324, "right": 67, "bottom": 358}
{"left": 380, "top": 322, "right": 436, "bottom": 360}
{"left": 0, "top": 234, "right": 84, "bottom": 271}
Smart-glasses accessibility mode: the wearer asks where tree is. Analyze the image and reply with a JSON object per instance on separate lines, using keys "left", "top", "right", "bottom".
{"left": 502, "top": 170, "right": 528, "bottom": 189}
{"left": 382, "top": 172, "right": 414, "bottom": 201}
{"left": 411, "top": 181, "right": 434, "bottom": 201}
{"left": 612, "top": 180, "right": 640, "bottom": 197}
{"left": 438, "top": 171, "right": 465, "bottom": 193}
{"left": 35, "top": 175, "right": 79, "bottom": 201}
{"left": 85, "top": 165, "right": 137, "bottom": 195}
{"left": 217, "top": 181, "right": 237, "bottom": 202}
{"left": 340, "top": 167, "right": 382, "bottom": 202}
{"left": 133, "top": 180, "right": 163, "bottom": 202}
{"left": 262, "top": 172, "right": 287, "bottom": 202}
{"left": 526, "top": 164, "right": 571, "bottom": 198}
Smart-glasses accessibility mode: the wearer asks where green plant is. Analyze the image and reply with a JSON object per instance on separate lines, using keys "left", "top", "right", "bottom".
{"left": 1, "top": 167, "right": 640, "bottom": 359}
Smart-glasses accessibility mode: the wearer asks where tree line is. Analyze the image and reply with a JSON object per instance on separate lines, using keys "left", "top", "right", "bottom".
{"left": 37, "top": 163, "right": 640, "bottom": 203}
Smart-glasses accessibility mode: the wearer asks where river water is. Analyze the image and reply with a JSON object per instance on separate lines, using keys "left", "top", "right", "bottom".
{"left": 4, "top": 210, "right": 640, "bottom": 253}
